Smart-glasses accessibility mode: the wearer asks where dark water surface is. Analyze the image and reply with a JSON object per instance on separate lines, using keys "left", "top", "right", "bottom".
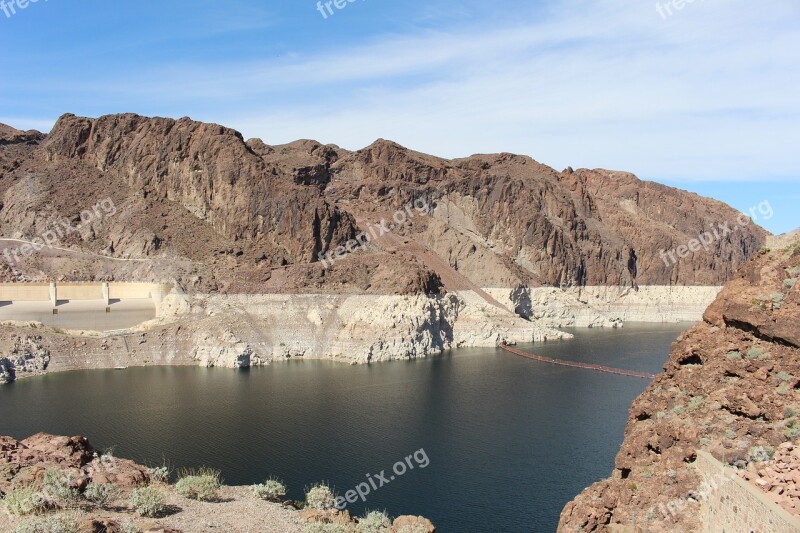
{"left": 0, "top": 323, "right": 690, "bottom": 532}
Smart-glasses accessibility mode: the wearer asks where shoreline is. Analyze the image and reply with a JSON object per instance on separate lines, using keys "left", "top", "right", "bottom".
{"left": 0, "top": 286, "right": 721, "bottom": 384}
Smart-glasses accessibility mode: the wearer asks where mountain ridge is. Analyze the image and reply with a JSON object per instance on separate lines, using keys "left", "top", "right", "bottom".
{"left": 0, "top": 112, "right": 768, "bottom": 295}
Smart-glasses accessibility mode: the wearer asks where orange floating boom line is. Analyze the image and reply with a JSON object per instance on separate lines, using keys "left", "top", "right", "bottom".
{"left": 498, "top": 344, "right": 657, "bottom": 380}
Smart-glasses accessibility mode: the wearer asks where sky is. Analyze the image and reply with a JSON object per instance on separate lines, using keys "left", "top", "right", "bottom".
{"left": 0, "top": 0, "right": 797, "bottom": 233}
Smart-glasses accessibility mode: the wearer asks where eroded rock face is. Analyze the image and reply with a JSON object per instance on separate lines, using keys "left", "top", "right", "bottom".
{"left": 41, "top": 113, "right": 358, "bottom": 266}
{"left": 0, "top": 113, "right": 766, "bottom": 294}
{"left": 0, "top": 433, "right": 149, "bottom": 495}
{"left": 559, "top": 239, "right": 800, "bottom": 532}
{"left": 0, "top": 335, "right": 50, "bottom": 384}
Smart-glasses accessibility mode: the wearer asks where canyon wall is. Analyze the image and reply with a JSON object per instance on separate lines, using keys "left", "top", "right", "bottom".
{"left": 559, "top": 238, "right": 800, "bottom": 532}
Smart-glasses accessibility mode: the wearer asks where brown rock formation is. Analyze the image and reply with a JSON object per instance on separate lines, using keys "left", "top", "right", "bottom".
{"left": 559, "top": 238, "right": 800, "bottom": 531}
{"left": 0, "top": 113, "right": 767, "bottom": 294}
{"left": 0, "top": 433, "right": 149, "bottom": 495}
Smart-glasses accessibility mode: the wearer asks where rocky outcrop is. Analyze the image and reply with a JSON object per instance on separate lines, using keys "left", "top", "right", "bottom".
{"left": 0, "top": 290, "right": 569, "bottom": 374}
{"left": 40, "top": 113, "right": 358, "bottom": 266}
{"left": 559, "top": 237, "right": 800, "bottom": 532}
{"left": 0, "top": 433, "right": 149, "bottom": 495}
{"left": 0, "top": 335, "right": 50, "bottom": 384}
{"left": 0, "top": 113, "right": 767, "bottom": 295}
{"left": 739, "top": 441, "right": 800, "bottom": 518}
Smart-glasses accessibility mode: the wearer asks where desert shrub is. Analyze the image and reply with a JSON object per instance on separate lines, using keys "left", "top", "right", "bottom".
{"left": 785, "top": 419, "right": 800, "bottom": 440}
{"left": 120, "top": 521, "right": 140, "bottom": 533}
{"left": 784, "top": 278, "right": 797, "bottom": 290}
{"left": 746, "top": 347, "right": 767, "bottom": 360}
{"left": 726, "top": 350, "right": 742, "bottom": 361}
{"left": 2, "top": 486, "right": 48, "bottom": 516}
{"left": 778, "top": 384, "right": 791, "bottom": 396}
{"left": 688, "top": 396, "right": 705, "bottom": 410}
{"left": 700, "top": 437, "right": 710, "bottom": 447}
{"left": 252, "top": 478, "right": 287, "bottom": 501}
{"left": 13, "top": 513, "right": 79, "bottom": 533}
{"left": 129, "top": 486, "right": 166, "bottom": 517}
{"left": 748, "top": 446, "right": 775, "bottom": 462}
{"left": 148, "top": 466, "right": 170, "bottom": 483}
{"left": 83, "top": 483, "right": 119, "bottom": 507}
{"left": 773, "top": 293, "right": 785, "bottom": 303}
{"left": 43, "top": 468, "right": 80, "bottom": 506}
{"left": 725, "top": 429, "right": 736, "bottom": 440}
{"left": 175, "top": 468, "right": 221, "bottom": 501}
{"left": 357, "top": 510, "right": 392, "bottom": 532}
{"left": 778, "top": 371, "right": 793, "bottom": 381}
{"left": 303, "top": 523, "right": 349, "bottom": 533}
{"left": 305, "top": 483, "right": 335, "bottom": 511}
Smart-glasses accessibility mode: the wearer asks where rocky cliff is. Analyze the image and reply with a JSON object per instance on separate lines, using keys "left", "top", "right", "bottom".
{"left": 559, "top": 237, "right": 800, "bottom": 532}
{"left": 0, "top": 113, "right": 767, "bottom": 293}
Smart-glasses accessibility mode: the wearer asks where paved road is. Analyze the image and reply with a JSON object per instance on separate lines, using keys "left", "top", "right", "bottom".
{"left": 0, "top": 299, "right": 156, "bottom": 331}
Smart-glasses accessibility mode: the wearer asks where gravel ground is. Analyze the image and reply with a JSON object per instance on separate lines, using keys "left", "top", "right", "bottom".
{"left": 0, "top": 485, "right": 306, "bottom": 533}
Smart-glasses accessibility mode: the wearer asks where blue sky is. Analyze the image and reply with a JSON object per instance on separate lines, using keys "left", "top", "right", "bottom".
{"left": 0, "top": 0, "right": 797, "bottom": 233}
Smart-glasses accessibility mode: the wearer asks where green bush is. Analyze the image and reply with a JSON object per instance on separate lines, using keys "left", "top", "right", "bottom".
{"left": 746, "top": 347, "right": 767, "bottom": 360}
{"left": 43, "top": 468, "right": 80, "bottom": 506}
{"left": 129, "top": 486, "right": 166, "bottom": 517}
{"left": 784, "top": 278, "right": 797, "bottom": 290}
{"left": 120, "top": 521, "right": 141, "bottom": 533}
{"left": 688, "top": 396, "right": 705, "bottom": 410}
{"left": 148, "top": 466, "right": 170, "bottom": 483}
{"left": 357, "top": 510, "right": 392, "bottom": 532}
{"left": 748, "top": 446, "right": 775, "bottom": 462}
{"left": 726, "top": 350, "right": 742, "bottom": 361}
{"left": 175, "top": 468, "right": 221, "bottom": 501}
{"left": 13, "top": 513, "right": 79, "bottom": 533}
{"left": 252, "top": 478, "right": 287, "bottom": 501}
{"left": 785, "top": 419, "right": 800, "bottom": 440}
{"left": 83, "top": 483, "right": 119, "bottom": 507}
{"left": 305, "top": 483, "right": 335, "bottom": 511}
{"left": 1, "top": 486, "right": 48, "bottom": 516}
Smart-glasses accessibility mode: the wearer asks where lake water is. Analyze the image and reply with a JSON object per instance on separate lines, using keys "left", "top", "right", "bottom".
{"left": 0, "top": 323, "right": 690, "bottom": 532}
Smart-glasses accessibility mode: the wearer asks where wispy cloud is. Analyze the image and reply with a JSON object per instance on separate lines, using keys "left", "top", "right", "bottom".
{"left": 2, "top": 0, "right": 798, "bottom": 182}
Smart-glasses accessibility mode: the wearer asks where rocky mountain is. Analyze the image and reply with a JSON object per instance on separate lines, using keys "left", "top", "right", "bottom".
{"left": 559, "top": 237, "right": 800, "bottom": 531}
{"left": 0, "top": 113, "right": 768, "bottom": 294}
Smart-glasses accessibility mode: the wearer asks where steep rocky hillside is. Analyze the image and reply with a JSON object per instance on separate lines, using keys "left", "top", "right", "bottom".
{"left": 0, "top": 113, "right": 767, "bottom": 294}
{"left": 559, "top": 238, "right": 800, "bottom": 532}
